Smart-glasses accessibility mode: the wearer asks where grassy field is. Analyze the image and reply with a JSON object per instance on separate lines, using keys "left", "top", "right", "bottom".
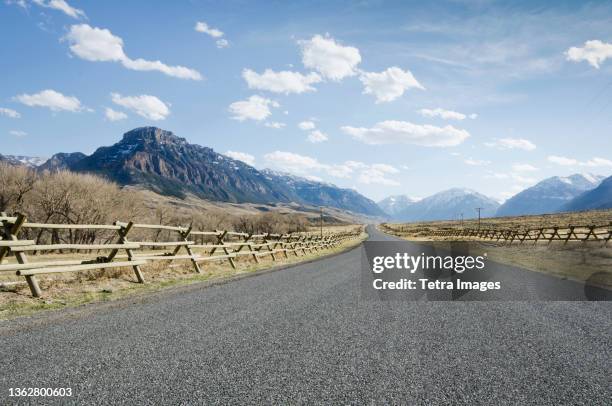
{"left": 380, "top": 210, "right": 612, "bottom": 289}
{"left": 0, "top": 226, "right": 366, "bottom": 320}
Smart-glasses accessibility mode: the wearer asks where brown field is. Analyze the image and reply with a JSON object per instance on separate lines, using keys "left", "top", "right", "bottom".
{"left": 380, "top": 210, "right": 612, "bottom": 289}
{"left": 383, "top": 209, "right": 612, "bottom": 239}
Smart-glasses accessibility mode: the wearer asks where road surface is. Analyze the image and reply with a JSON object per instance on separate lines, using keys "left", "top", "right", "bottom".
{"left": 1, "top": 226, "right": 610, "bottom": 404}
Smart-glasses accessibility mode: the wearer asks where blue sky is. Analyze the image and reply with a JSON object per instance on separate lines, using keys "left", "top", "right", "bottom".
{"left": 1, "top": 0, "right": 612, "bottom": 202}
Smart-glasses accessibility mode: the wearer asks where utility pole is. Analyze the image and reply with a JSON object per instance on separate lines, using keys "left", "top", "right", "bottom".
{"left": 475, "top": 207, "right": 483, "bottom": 229}
{"left": 460, "top": 212, "right": 464, "bottom": 227}
{"left": 320, "top": 207, "right": 323, "bottom": 238}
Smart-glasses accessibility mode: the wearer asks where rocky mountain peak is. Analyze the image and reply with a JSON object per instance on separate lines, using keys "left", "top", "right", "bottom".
{"left": 120, "top": 127, "right": 188, "bottom": 148}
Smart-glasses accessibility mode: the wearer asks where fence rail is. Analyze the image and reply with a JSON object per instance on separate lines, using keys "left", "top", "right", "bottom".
{"left": 381, "top": 223, "right": 612, "bottom": 245}
{"left": 0, "top": 212, "right": 362, "bottom": 297}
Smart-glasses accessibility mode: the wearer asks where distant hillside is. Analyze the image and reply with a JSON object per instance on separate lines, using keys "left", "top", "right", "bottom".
{"left": 561, "top": 175, "right": 612, "bottom": 211}
{"left": 496, "top": 174, "right": 604, "bottom": 217}
{"left": 396, "top": 188, "right": 499, "bottom": 222}
{"left": 262, "top": 170, "right": 385, "bottom": 217}
{"left": 38, "top": 152, "right": 87, "bottom": 172}
{"left": 0, "top": 154, "right": 46, "bottom": 167}
{"left": 377, "top": 195, "right": 419, "bottom": 218}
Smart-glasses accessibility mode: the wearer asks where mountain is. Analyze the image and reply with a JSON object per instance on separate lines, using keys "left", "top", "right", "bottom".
{"left": 0, "top": 154, "right": 13, "bottom": 165}
{"left": 55, "top": 127, "right": 383, "bottom": 216}
{"left": 70, "top": 127, "right": 291, "bottom": 204}
{"left": 38, "top": 152, "right": 87, "bottom": 172}
{"left": 561, "top": 175, "right": 612, "bottom": 211}
{"left": 377, "top": 195, "right": 419, "bottom": 218}
{"left": 262, "top": 170, "right": 386, "bottom": 217}
{"left": 395, "top": 188, "right": 500, "bottom": 222}
{"left": 0, "top": 154, "right": 46, "bottom": 167}
{"left": 496, "top": 174, "right": 604, "bottom": 217}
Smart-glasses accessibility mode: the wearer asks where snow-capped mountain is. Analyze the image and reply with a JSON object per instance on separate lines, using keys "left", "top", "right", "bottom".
{"left": 561, "top": 175, "right": 612, "bottom": 211}
{"left": 377, "top": 195, "right": 420, "bottom": 218}
{"left": 496, "top": 174, "right": 605, "bottom": 217}
{"left": 395, "top": 188, "right": 500, "bottom": 222}
{"left": 0, "top": 154, "right": 47, "bottom": 167}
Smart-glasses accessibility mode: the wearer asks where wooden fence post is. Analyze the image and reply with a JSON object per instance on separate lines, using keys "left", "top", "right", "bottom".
{"left": 1, "top": 213, "right": 42, "bottom": 297}
{"left": 174, "top": 225, "right": 201, "bottom": 273}
{"left": 110, "top": 221, "right": 145, "bottom": 284}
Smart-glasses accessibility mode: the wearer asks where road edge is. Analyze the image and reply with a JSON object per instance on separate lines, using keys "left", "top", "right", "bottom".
{"left": 0, "top": 235, "right": 367, "bottom": 332}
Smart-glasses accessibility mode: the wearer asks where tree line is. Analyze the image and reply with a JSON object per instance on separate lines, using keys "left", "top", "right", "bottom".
{"left": 0, "top": 163, "right": 311, "bottom": 244}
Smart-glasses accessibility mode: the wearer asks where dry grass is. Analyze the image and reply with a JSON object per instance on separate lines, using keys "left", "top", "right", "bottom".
{"left": 0, "top": 229, "right": 366, "bottom": 320}
{"left": 385, "top": 209, "right": 612, "bottom": 237}
{"left": 380, "top": 210, "right": 612, "bottom": 289}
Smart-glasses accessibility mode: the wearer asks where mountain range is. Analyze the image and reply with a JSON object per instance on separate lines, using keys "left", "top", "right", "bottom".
{"left": 495, "top": 174, "right": 605, "bottom": 217}
{"left": 391, "top": 188, "right": 500, "bottom": 222}
{"left": 12, "top": 127, "right": 385, "bottom": 217}
{"left": 3, "top": 127, "right": 610, "bottom": 221}
{"left": 375, "top": 173, "right": 610, "bottom": 221}
{"left": 0, "top": 154, "right": 47, "bottom": 168}
{"left": 377, "top": 195, "right": 419, "bottom": 217}
{"left": 560, "top": 176, "right": 612, "bottom": 211}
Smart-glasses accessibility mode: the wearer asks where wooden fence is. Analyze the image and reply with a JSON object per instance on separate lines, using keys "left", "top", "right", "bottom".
{"left": 0, "top": 213, "right": 362, "bottom": 297}
{"left": 381, "top": 223, "right": 612, "bottom": 245}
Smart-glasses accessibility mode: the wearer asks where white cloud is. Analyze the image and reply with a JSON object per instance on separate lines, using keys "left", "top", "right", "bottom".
{"left": 225, "top": 150, "right": 255, "bottom": 166}
{"left": 194, "top": 21, "right": 223, "bottom": 38}
{"left": 357, "top": 164, "right": 400, "bottom": 186}
{"left": 547, "top": 155, "right": 577, "bottom": 166}
{"left": 583, "top": 157, "right": 612, "bottom": 167}
{"left": 263, "top": 151, "right": 399, "bottom": 186}
{"left": 464, "top": 158, "right": 491, "bottom": 166}
{"left": 264, "top": 151, "right": 326, "bottom": 174}
{"left": 485, "top": 137, "right": 536, "bottom": 151}
{"left": 298, "top": 121, "right": 316, "bottom": 130}
{"left": 548, "top": 155, "right": 612, "bottom": 167}
{"left": 485, "top": 172, "right": 536, "bottom": 185}
{"left": 512, "top": 163, "right": 538, "bottom": 172}
{"left": 229, "top": 95, "right": 279, "bottom": 121}
{"left": 14, "top": 89, "right": 82, "bottom": 112}
{"left": 264, "top": 121, "right": 285, "bottom": 129}
{"left": 242, "top": 69, "right": 321, "bottom": 94}
{"left": 104, "top": 107, "right": 127, "bottom": 121}
{"left": 32, "top": 0, "right": 86, "bottom": 19}
{"left": 565, "top": 40, "right": 612, "bottom": 69}
{"left": 418, "top": 108, "right": 474, "bottom": 121}
{"left": 111, "top": 93, "right": 170, "bottom": 121}
{"left": 360, "top": 67, "right": 424, "bottom": 103}
{"left": 9, "top": 130, "right": 27, "bottom": 137}
{"left": 300, "top": 34, "right": 361, "bottom": 81}
{"left": 341, "top": 120, "right": 470, "bottom": 147}
{"left": 510, "top": 174, "right": 537, "bottom": 184}
{"left": 0, "top": 108, "right": 20, "bottom": 118}
{"left": 469, "top": 113, "right": 478, "bottom": 119}
{"left": 195, "top": 22, "right": 229, "bottom": 49}
{"left": 358, "top": 167, "right": 401, "bottom": 186}
{"left": 307, "top": 130, "right": 328, "bottom": 143}
{"left": 64, "top": 24, "right": 202, "bottom": 80}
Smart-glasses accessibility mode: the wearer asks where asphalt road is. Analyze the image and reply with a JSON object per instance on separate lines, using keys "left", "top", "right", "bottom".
{"left": 0, "top": 226, "right": 610, "bottom": 405}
